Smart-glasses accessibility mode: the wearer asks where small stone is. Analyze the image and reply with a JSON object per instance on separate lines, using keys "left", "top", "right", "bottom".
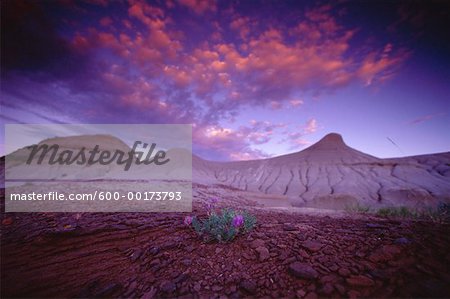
{"left": 296, "top": 289, "right": 306, "bottom": 297}
{"left": 184, "top": 245, "right": 195, "bottom": 253}
{"left": 2, "top": 217, "right": 13, "bottom": 225}
{"left": 283, "top": 223, "right": 297, "bottom": 231}
{"left": 319, "top": 283, "right": 334, "bottom": 296}
{"left": 348, "top": 290, "right": 361, "bottom": 298}
{"left": 394, "top": 237, "right": 410, "bottom": 245}
{"left": 141, "top": 287, "right": 157, "bottom": 299}
{"left": 346, "top": 275, "right": 375, "bottom": 287}
{"left": 212, "top": 285, "right": 223, "bottom": 292}
{"left": 304, "top": 291, "right": 318, "bottom": 299}
{"left": 130, "top": 249, "right": 142, "bottom": 262}
{"left": 149, "top": 259, "right": 160, "bottom": 267}
{"left": 251, "top": 239, "right": 265, "bottom": 249}
{"left": 240, "top": 280, "right": 257, "bottom": 294}
{"left": 95, "top": 283, "right": 119, "bottom": 296}
{"left": 369, "top": 245, "right": 402, "bottom": 262}
{"left": 366, "top": 223, "right": 385, "bottom": 229}
{"left": 289, "top": 262, "right": 319, "bottom": 280}
{"left": 174, "top": 273, "right": 189, "bottom": 284}
{"left": 181, "top": 259, "right": 192, "bottom": 266}
{"left": 334, "top": 283, "right": 346, "bottom": 295}
{"left": 339, "top": 268, "right": 351, "bottom": 277}
{"left": 161, "top": 281, "right": 176, "bottom": 293}
{"left": 302, "top": 240, "right": 323, "bottom": 252}
{"left": 256, "top": 246, "right": 270, "bottom": 261}
{"left": 148, "top": 247, "right": 160, "bottom": 255}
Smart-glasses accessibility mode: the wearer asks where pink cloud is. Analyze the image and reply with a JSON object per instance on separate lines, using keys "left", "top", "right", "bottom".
{"left": 303, "top": 118, "right": 318, "bottom": 134}
{"left": 230, "top": 16, "right": 253, "bottom": 40}
{"left": 193, "top": 125, "right": 271, "bottom": 161}
{"left": 61, "top": 2, "right": 410, "bottom": 160}
{"left": 357, "top": 45, "right": 410, "bottom": 86}
{"left": 270, "top": 101, "right": 282, "bottom": 110}
{"left": 177, "top": 0, "right": 217, "bottom": 15}
{"left": 192, "top": 120, "right": 288, "bottom": 160}
{"left": 279, "top": 119, "right": 319, "bottom": 150}
{"left": 290, "top": 99, "right": 304, "bottom": 108}
{"left": 409, "top": 112, "right": 446, "bottom": 125}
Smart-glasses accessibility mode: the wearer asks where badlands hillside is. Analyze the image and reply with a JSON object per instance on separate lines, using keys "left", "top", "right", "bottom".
{"left": 194, "top": 133, "right": 450, "bottom": 209}
{"left": 5, "top": 133, "right": 450, "bottom": 210}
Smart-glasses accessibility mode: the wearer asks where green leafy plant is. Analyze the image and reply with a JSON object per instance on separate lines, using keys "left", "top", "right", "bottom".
{"left": 184, "top": 205, "right": 256, "bottom": 242}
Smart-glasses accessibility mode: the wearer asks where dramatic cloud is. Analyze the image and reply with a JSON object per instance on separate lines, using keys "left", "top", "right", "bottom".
{"left": 4, "top": 0, "right": 445, "bottom": 159}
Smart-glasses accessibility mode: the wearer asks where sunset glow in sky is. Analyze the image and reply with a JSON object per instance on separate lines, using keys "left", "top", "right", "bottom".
{"left": 1, "top": 0, "right": 449, "bottom": 160}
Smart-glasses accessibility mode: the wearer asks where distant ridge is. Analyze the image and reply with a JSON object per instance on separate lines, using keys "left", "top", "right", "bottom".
{"left": 3, "top": 133, "right": 450, "bottom": 209}
{"left": 193, "top": 133, "right": 450, "bottom": 209}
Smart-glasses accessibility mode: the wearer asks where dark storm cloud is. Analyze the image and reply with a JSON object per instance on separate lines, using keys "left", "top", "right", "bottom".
{"left": 0, "top": 0, "right": 88, "bottom": 79}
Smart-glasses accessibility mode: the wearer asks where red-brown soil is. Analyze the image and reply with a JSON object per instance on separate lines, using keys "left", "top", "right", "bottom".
{"left": 1, "top": 187, "right": 450, "bottom": 298}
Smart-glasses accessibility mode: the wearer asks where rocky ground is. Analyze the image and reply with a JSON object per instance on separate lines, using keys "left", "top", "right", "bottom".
{"left": 1, "top": 185, "right": 450, "bottom": 298}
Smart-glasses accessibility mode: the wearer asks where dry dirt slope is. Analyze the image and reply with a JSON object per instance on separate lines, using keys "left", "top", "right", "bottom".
{"left": 1, "top": 185, "right": 450, "bottom": 298}
{"left": 193, "top": 133, "right": 450, "bottom": 209}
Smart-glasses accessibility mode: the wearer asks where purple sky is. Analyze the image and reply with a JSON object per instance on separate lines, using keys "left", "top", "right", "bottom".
{"left": 1, "top": 0, "right": 449, "bottom": 160}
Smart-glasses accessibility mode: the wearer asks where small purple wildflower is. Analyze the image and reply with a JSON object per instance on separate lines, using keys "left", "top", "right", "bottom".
{"left": 184, "top": 216, "right": 193, "bottom": 226}
{"left": 232, "top": 215, "right": 244, "bottom": 228}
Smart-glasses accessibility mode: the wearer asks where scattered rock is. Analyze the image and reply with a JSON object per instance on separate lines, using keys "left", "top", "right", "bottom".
{"left": 338, "top": 268, "right": 351, "bottom": 277}
{"left": 181, "top": 259, "right": 192, "bottom": 266}
{"left": 283, "top": 223, "right": 297, "bottom": 231}
{"left": 302, "top": 240, "right": 323, "bottom": 252}
{"left": 289, "top": 262, "right": 319, "bottom": 279}
{"left": 141, "top": 287, "right": 157, "bottom": 299}
{"left": 251, "top": 239, "right": 265, "bottom": 249}
{"left": 346, "top": 275, "right": 375, "bottom": 287}
{"left": 369, "top": 245, "right": 402, "bottom": 263}
{"left": 296, "top": 289, "right": 306, "bottom": 297}
{"left": 304, "top": 291, "right": 318, "bottom": 299}
{"left": 319, "top": 283, "right": 334, "bottom": 296}
{"left": 184, "top": 245, "right": 194, "bottom": 253}
{"left": 2, "top": 217, "right": 13, "bottom": 225}
{"left": 148, "top": 247, "right": 160, "bottom": 255}
{"left": 160, "top": 281, "right": 176, "bottom": 293}
{"left": 240, "top": 280, "right": 257, "bottom": 294}
{"left": 130, "top": 249, "right": 142, "bottom": 262}
{"left": 95, "top": 283, "right": 120, "bottom": 297}
{"left": 256, "top": 246, "right": 270, "bottom": 261}
{"left": 174, "top": 273, "right": 189, "bottom": 284}
{"left": 348, "top": 289, "right": 361, "bottom": 298}
{"left": 366, "top": 223, "right": 385, "bottom": 229}
{"left": 394, "top": 237, "right": 410, "bottom": 245}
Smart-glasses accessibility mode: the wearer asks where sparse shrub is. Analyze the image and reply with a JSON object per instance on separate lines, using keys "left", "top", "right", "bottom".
{"left": 345, "top": 203, "right": 371, "bottom": 213}
{"left": 420, "top": 202, "right": 450, "bottom": 223}
{"left": 184, "top": 198, "right": 257, "bottom": 242}
{"left": 376, "top": 206, "right": 417, "bottom": 218}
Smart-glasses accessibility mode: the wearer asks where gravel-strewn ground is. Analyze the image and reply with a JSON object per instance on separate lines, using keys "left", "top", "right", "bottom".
{"left": 1, "top": 185, "right": 450, "bottom": 298}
